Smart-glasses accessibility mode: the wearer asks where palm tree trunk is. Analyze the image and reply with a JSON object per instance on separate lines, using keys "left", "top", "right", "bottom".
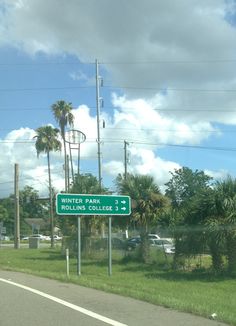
{"left": 209, "top": 238, "right": 223, "bottom": 273}
{"left": 47, "top": 151, "right": 54, "bottom": 248}
{"left": 140, "top": 224, "right": 150, "bottom": 263}
{"left": 227, "top": 235, "right": 236, "bottom": 274}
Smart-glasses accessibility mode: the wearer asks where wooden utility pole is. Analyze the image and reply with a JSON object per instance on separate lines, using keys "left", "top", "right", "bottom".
{"left": 47, "top": 152, "right": 54, "bottom": 249}
{"left": 14, "top": 163, "right": 20, "bottom": 249}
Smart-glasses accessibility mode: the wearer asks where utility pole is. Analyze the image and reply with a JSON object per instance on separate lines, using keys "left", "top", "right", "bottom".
{"left": 124, "top": 140, "right": 129, "bottom": 180}
{"left": 47, "top": 152, "right": 54, "bottom": 249}
{"left": 95, "top": 59, "right": 103, "bottom": 190}
{"left": 14, "top": 163, "right": 20, "bottom": 249}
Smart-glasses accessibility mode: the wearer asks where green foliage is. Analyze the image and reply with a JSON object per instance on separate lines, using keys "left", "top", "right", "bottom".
{"left": 34, "top": 125, "right": 61, "bottom": 157}
{"left": 34, "top": 125, "right": 61, "bottom": 248}
{"left": 211, "top": 177, "right": 236, "bottom": 273}
{"left": 19, "top": 186, "right": 48, "bottom": 219}
{"left": 164, "top": 167, "right": 213, "bottom": 268}
{"left": 51, "top": 100, "right": 74, "bottom": 192}
{"left": 165, "top": 170, "right": 236, "bottom": 274}
{"left": 51, "top": 100, "right": 74, "bottom": 139}
{"left": 165, "top": 167, "right": 212, "bottom": 208}
{"left": 0, "top": 204, "right": 8, "bottom": 221}
{"left": 116, "top": 173, "right": 170, "bottom": 262}
{"left": 0, "top": 196, "right": 15, "bottom": 235}
{"left": 58, "top": 174, "right": 109, "bottom": 252}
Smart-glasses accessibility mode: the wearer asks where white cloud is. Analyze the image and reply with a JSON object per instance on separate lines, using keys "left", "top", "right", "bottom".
{"left": 69, "top": 70, "right": 94, "bottom": 86}
{"left": 0, "top": 128, "right": 64, "bottom": 198}
{"left": 204, "top": 169, "right": 229, "bottom": 181}
{"left": 111, "top": 94, "right": 220, "bottom": 146}
{"left": 1, "top": 1, "right": 236, "bottom": 196}
{"left": 0, "top": 102, "right": 232, "bottom": 197}
{"left": 103, "top": 147, "right": 181, "bottom": 193}
{"left": 1, "top": 0, "right": 236, "bottom": 124}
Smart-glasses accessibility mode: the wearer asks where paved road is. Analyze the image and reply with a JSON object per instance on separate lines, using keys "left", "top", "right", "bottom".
{"left": 0, "top": 270, "right": 229, "bottom": 326}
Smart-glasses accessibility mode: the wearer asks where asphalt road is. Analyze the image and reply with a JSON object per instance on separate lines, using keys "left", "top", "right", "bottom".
{"left": 0, "top": 270, "right": 229, "bottom": 326}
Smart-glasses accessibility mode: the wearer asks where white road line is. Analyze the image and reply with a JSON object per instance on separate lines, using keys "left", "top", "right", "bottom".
{"left": 0, "top": 277, "right": 128, "bottom": 326}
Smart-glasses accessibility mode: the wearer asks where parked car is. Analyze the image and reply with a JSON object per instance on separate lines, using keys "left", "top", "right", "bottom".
{"left": 148, "top": 234, "right": 161, "bottom": 240}
{"left": 0, "top": 235, "right": 10, "bottom": 241}
{"left": 126, "top": 234, "right": 161, "bottom": 251}
{"left": 29, "top": 234, "right": 47, "bottom": 240}
{"left": 150, "top": 238, "right": 175, "bottom": 254}
{"left": 21, "top": 236, "right": 29, "bottom": 240}
{"left": 126, "top": 237, "right": 141, "bottom": 251}
{"left": 94, "top": 237, "right": 125, "bottom": 250}
{"left": 53, "top": 235, "right": 62, "bottom": 241}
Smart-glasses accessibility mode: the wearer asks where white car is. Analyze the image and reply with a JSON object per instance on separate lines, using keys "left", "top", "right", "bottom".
{"left": 150, "top": 238, "right": 175, "bottom": 254}
{"left": 30, "top": 234, "right": 47, "bottom": 240}
{"left": 53, "top": 235, "right": 62, "bottom": 241}
{"left": 148, "top": 234, "right": 161, "bottom": 240}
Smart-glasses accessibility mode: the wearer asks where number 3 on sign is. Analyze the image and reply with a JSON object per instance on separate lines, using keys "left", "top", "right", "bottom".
{"left": 115, "top": 200, "right": 118, "bottom": 204}
{"left": 115, "top": 206, "right": 118, "bottom": 211}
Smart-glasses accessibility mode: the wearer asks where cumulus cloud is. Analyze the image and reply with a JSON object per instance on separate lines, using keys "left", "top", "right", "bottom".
{"left": 0, "top": 102, "right": 231, "bottom": 197}
{"left": 0, "top": 128, "right": 65, "bottom": 198}
{"left": 1, "top": 0, "right": 236, "bottom": 124}
{"left": 0, "top": 0, "right": 235, "bottom": 196}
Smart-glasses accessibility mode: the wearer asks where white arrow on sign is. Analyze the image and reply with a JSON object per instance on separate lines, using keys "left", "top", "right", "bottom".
{"left": 121, "top": 200, "right": 126, "bottom": 204}
{"left": 121, "top": 207, "right": 127, "bottom": 211}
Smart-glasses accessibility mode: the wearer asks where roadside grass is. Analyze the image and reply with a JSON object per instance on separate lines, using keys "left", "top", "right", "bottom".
{"left": 0, "top": 247, "right": 235, "bottom": 325}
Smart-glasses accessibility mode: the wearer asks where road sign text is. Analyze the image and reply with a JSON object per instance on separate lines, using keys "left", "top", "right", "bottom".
{"left": 56, "top": 194, "right": 131, "bottom": 216}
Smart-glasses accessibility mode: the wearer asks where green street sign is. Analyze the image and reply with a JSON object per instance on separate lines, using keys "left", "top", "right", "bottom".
{"left": 56, "top": 193, "right": 131, "bottom": 216}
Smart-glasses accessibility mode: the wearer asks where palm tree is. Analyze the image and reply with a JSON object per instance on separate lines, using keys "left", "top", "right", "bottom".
{"left": 58, "top": 173, "right": 109, "bottom": 255}
{"left": 51, "top": 100, "right": 74, "bottom": 192}
{"left": 213, "top": 177, "right": 236, "bottom": 274}
{"left": 116, "top": 173, "right": 169, "bottom": 262}
{"left": 34, "top": 125, "right": 61, "bottom": 248}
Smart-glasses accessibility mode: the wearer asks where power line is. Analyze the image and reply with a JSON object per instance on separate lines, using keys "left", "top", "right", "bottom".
{"left": 129, "top": 141, "right": 236, "bottom": 152}
{"left": 0, "top": 140, "right": 35, "bottom": 144}
{"left": 104, "top": 85, "right": 236, "bottom": 93}
{"left": 104, "top": 127, "right": 224, "bottom": 133}
{"left": 100, "top": 59, "right": 236, "bottom": 64}
{"left": 0, "top": 105, "right": 96, "bottom": 111}
{"left": 98, "top": 138, "right": 236, "bottom": 152}
{"left": 0, "top": 85, "right": 94, "bottom": 92}
{"left": 1, "top": 59, "right": 236, "bottom": 67}
{"left": 2, "top": 83, "right": 236, "bottom": 93}
{"left": 1, "top": 106, "right": 236, "bottom": 112}
{"left": 0, "top": 180, "right": 14, "bottom": 185}
{"left": 0, "top": 61, "right": 94, "bottom": 66}
{"left": 2, "top": 137, "right": 236, "bottom": 152}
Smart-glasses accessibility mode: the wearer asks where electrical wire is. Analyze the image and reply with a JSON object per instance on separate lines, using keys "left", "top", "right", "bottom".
{"left": 1, "top": 84, "right": 236, "bottom": 93}
{"left": 1, "top": 106, "right": 236, "bottom": 112}
{"left": 2, "top": 59, "right": 236, "bottom": 66}
{"left": 103, "top": 85, "right": 236, "bottom": 93}
{"left": 0, "top": 85, "right": 94, "bottom": 92}
{"left": 1, "top": 137, "right": 236, "bottom": 152}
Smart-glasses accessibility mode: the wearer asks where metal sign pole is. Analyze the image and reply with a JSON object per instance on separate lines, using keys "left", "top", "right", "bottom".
{"left": 108, "top": 216, "right": 112, "bottom": 276}
{"left": 77, "top": 216, "right": 81, "bottom": 275}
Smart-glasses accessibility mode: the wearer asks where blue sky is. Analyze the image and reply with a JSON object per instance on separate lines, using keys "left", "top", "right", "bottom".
{"left": 1, "top": 0, "right": 236, "bottom": 197}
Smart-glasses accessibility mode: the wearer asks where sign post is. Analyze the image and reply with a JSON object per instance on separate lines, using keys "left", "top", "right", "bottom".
{"left": 108, "top": 216, "right": 112, "bottom": 276}
{"left": 77, "top": 217, "right": 81, "bottom": 275}
{"left": 56, "top": 194, "right": 131, "bottom": 276}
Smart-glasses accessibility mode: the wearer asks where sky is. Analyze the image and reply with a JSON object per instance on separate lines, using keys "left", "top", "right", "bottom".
{"left": 1, "top": 0, "right": 236, "bottom": 198}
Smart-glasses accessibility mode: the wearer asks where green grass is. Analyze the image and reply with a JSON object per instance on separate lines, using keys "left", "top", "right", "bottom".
{"left": 0, "top": 247, "right": 235, "bottom": 325}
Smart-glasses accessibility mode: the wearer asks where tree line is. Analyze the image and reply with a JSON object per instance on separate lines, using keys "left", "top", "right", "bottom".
{"left": 0, "top": 100, "right": 236, "bottom": 275}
